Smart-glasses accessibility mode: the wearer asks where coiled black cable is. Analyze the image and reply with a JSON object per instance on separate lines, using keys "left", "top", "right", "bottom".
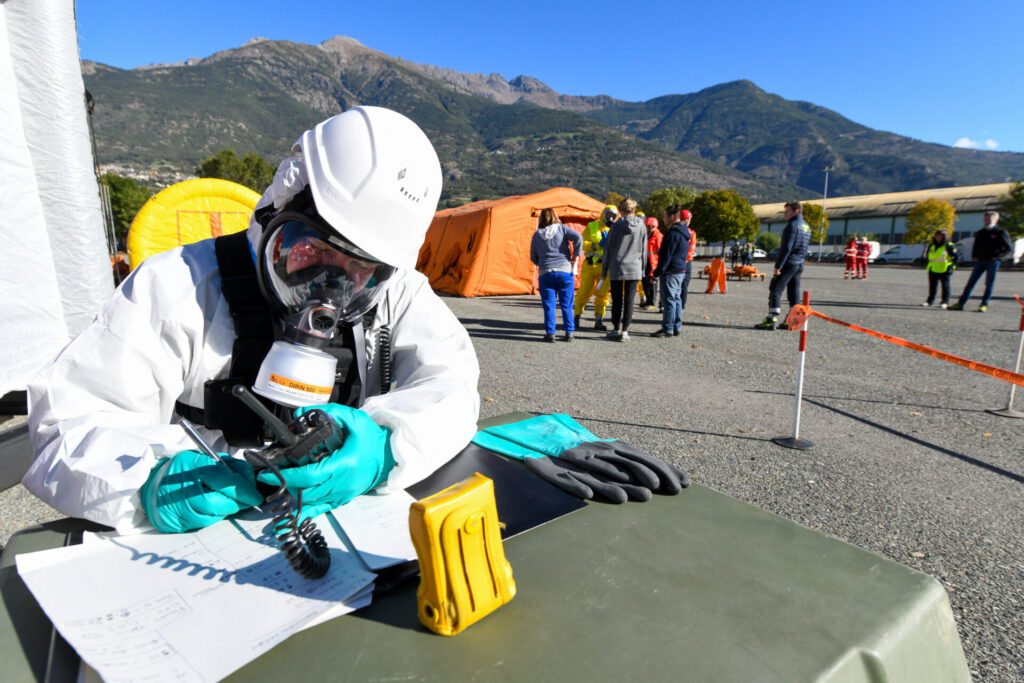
{"left": 246, "top": 449, "right": 330, "bottom": 579}
{"left": 378, "top": 324, "right": 392, "bottom": 394}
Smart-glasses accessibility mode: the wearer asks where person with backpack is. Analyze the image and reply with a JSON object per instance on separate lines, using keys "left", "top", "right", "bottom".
{"left": 23, "top": 107, "right": 480, "bottom": 533}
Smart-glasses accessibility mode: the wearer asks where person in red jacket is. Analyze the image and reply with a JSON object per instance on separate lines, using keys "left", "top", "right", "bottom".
{"left": 641, "top": 217, "right": 662, "bottom": 309}
{"left": 855, "top": 237, "right": 871, "bottom": 279}
{"left": 681, "top": 211, "right": 697, "bottom": 312}
{"left": 844, "top": 237, "right": 858, "bottom": 279}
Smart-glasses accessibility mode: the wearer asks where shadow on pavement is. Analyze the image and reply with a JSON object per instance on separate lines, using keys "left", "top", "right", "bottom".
{"left": 798, "top": 397, "right": 1024, "bottom": 485}
{"left": 812, "top": 300, "right": 931, "bottom": 310}
{"left": 746, "top": 389, "right": 991, "bottom": 414}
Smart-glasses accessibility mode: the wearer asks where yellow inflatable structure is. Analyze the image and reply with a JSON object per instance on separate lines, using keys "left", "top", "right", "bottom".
{"left": 127, "top": 178, "right": 260, "bottom": 270}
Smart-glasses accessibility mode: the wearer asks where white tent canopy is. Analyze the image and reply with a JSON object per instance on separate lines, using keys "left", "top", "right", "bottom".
{"left": 0, "top": 0, "right": 112, "bottom": 397}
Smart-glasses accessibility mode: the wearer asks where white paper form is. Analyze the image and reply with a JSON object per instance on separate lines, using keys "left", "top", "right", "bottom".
{"left": 329, "top": 490, "right": 419, "bottom": 570}
{"left": 17, "top": 514, "right": 376, "bottom": 683}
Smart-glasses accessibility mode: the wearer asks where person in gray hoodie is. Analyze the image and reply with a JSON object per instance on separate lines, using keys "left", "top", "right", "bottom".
{"left": 601, "top": 198, "right": 648, "bottom": 341}
{"left": 530, "top": 207, "right": 583, "bottom": 342}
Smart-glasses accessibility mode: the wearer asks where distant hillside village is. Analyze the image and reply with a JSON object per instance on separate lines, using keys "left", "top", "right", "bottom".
{"left": 755, "top": 182, "right": 1012, "bottom": 249}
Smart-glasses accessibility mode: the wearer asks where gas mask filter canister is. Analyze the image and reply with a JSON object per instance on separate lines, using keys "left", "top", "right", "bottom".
{"left": 252, "top": 212, "right": 395, "bottom": 407}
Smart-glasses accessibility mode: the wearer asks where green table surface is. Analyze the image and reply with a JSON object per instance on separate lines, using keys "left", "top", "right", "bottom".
{"left": 0, "top": 416, "right": 969, "bottom": 682}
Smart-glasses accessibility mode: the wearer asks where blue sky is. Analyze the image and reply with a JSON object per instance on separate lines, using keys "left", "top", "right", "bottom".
{"left": 76, "top": 0, "right": 1024, "bottom": 153}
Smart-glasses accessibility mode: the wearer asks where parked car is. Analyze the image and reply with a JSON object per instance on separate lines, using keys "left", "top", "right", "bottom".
{"left": 807, "top": 251, "right": 843, "bottom": 262}
{"left": 753, "top": 249, "right": 767, "bottom": 259}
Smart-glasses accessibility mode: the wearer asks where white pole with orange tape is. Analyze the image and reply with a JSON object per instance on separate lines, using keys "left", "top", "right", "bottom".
{"left": 987, "top": 295, "right": 1024, "bottom": 419}
{"left": 772, "top": 291, "right": 815, "bottom": 450}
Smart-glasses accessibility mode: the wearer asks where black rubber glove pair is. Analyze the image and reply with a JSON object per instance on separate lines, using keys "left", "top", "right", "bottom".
{"left": 471, "top": 414, "right": 690, "bottom": 504}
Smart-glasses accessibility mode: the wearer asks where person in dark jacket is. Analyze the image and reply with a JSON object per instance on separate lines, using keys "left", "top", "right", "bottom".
{"left": 651, "top": 204, "right": 691, "bottom": 337}
{"left": 949, "top": 211, "right": 1014, "bottom": 312}
{"left": 755, "top": 201, "right": 811, "bottom": 330}
{"left": 922, "top": 230, "right": 958, "bottom": 308}
{"left": 530, "top": 208, "right": 583, "bottom": 341}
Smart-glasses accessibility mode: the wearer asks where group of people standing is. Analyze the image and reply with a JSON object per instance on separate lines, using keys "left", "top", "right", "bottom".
{"left": 530, "top": 199, "right": 696, "bottom": 342}
{"left": 730, "top": 242, "right": 756, "bottom": 268}
{"left": 530, "top": 202, "right": 1016, "bottom": 343}
{"left": 843, "top": 236, "right": 872, "bottom": 280}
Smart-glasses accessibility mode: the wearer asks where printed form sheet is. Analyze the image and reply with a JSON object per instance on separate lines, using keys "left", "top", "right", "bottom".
{"left": 17, "top": 512, "right": 376, "bottom": 683}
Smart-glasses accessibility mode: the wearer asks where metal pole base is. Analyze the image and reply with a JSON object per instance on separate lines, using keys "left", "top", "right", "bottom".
{"left": 772, "top": 436, "right": 815, "bottom": 450}
{"left": 986, "top": 408, "right": 1024, "bottom": 419}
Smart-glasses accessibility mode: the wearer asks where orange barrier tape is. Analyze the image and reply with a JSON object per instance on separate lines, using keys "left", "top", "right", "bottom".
{"left": 785, "top": 304, "right": 1024, "bottom": 388}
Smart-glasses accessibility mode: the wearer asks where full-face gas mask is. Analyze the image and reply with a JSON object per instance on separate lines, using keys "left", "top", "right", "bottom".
{"left": 251, "top": 195, "right": 395, "bottom": 408}
{"left": 602, "top": 208, "right": 618, "bottom": 228}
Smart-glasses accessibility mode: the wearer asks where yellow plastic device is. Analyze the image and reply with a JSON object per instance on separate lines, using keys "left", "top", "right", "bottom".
{"left": 409, "top": 473, "right": 516, "bottom": 636}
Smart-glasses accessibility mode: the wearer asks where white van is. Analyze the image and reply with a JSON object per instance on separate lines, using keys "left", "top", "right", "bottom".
{"left": 955, "top": 237, "right": 1024, "bottom": 264}
{"left": 874, "top": 244, "right": 926, "bottom": 265}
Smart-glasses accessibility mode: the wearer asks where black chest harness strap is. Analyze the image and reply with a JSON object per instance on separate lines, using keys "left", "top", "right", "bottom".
{"left": 174, "top": 231, "right": 389, "bottom": 448}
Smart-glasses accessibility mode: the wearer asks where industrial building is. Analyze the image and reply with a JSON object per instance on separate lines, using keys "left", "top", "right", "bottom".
{"left": 753, "top": 182, "right": 1015, "bottom": 253}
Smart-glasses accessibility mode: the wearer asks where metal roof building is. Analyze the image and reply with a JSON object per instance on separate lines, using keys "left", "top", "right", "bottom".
{"left": 753, "top": 182, "right": 1014, "bottom": 249}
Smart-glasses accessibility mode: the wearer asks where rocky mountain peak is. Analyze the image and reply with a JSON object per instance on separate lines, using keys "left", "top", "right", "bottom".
{"left": 509, "top": 75, "right": 555, "bottom": 94}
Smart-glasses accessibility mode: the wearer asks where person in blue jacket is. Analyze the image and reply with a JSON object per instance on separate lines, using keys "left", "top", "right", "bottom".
{"left": 755, "top": 201, "right": 811, "bottom": 330}
{"left": 530, "top": 208, "right": 583, "bottom": 341}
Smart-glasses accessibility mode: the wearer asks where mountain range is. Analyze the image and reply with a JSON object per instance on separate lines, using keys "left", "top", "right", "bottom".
{"left": 82, "top": 35, "right": 1024, "bottom": 206}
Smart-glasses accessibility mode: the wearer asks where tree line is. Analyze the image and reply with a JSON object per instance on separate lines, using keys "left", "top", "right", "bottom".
{"left": 100, "top": 153, "right": 1024, "bottom": 250}
{"left": 100, "top": 149, "right": 276, "bottom": 244}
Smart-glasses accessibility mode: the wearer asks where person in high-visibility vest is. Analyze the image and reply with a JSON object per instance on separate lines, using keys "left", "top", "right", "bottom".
{"left": 573, "top": 204, "right": 618, "bottom": 330}
{"left": 843, "top": 237, "right": 858, "bottom": 279}
{"left": 922, "top": 230, "right": 958, "bottom": 308}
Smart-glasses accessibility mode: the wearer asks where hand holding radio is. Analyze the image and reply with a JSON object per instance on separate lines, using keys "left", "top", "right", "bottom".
{"left": 256, "top": 403, "right": 396, "bottom": 519}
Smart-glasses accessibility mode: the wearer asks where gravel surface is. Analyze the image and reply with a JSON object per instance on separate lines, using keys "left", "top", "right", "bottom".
{"left": 2, "top": 263, "right": 1021, "bottom": 680}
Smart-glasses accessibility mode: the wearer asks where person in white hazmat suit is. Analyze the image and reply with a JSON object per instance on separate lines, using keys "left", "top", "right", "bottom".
{"left": 24, "top": 107, "right": 480, "bottom": 534}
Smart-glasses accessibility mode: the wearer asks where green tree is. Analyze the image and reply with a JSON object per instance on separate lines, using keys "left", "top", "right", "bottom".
{"left": 904, "top": 198, "right": 957, "bottom": 244}
{"left": 198, "top": 149, "right": 276, "bottom": 193}
{"left": 99, "top": 172, "right": 152, "bottom": 244}
{"left": 689, "top": 189, "right": 760, "bottom": 255}
{"left": 644, "top": 186, "right": 698, "bottom": 224}
{"left": 755, "top": 231, "right": 781, "bottom": 252}
{"left": 801, "top": 202, "right": 831, "bottom": 245}
{"left": 997, "top": 180, "right": 1024, "bottom": 239}
{"left": 603, "top": 191, "right": 624, "bottom": 209}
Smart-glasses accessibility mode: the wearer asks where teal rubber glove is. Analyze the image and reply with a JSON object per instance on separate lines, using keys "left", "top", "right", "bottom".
{"left": 140, "top": 450, "right": 263, "bottom": 533}
{"left": 257, "top": 403, "right": 396, "bottom": 519}
{"left": 473, "top": 414, "right": 690, "bottom": 504}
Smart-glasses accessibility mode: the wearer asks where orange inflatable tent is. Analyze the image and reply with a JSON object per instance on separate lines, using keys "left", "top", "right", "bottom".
{"left": 416, "top": 187, "right": 605, "bottom": 297}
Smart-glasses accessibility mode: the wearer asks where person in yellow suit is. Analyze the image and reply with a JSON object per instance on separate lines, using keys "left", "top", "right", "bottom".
{"left": 574, "top": 204, "right": 618, "bottom": 330}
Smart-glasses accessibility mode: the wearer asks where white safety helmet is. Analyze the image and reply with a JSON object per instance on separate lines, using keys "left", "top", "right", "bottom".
{"left": 297, "top": 106, "right": 443, "bottom": 270}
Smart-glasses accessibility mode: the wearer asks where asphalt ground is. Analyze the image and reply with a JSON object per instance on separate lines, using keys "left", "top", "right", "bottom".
{"left": 2, "top": 262, "right": 1022, "bottom": 680}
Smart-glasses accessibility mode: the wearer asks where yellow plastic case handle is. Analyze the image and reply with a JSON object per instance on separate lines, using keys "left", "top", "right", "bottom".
{"left": 408, "top": 473, "right": 516, "bottom": 636}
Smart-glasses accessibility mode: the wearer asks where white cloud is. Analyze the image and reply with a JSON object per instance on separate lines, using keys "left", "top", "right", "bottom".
{"left": 953, "top": 137, "right": 1000, "bottom": 150}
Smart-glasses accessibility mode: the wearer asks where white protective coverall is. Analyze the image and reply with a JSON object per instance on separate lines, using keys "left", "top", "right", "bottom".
{"left": 24, "top": 173, "right": 480, "bottom": 533}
